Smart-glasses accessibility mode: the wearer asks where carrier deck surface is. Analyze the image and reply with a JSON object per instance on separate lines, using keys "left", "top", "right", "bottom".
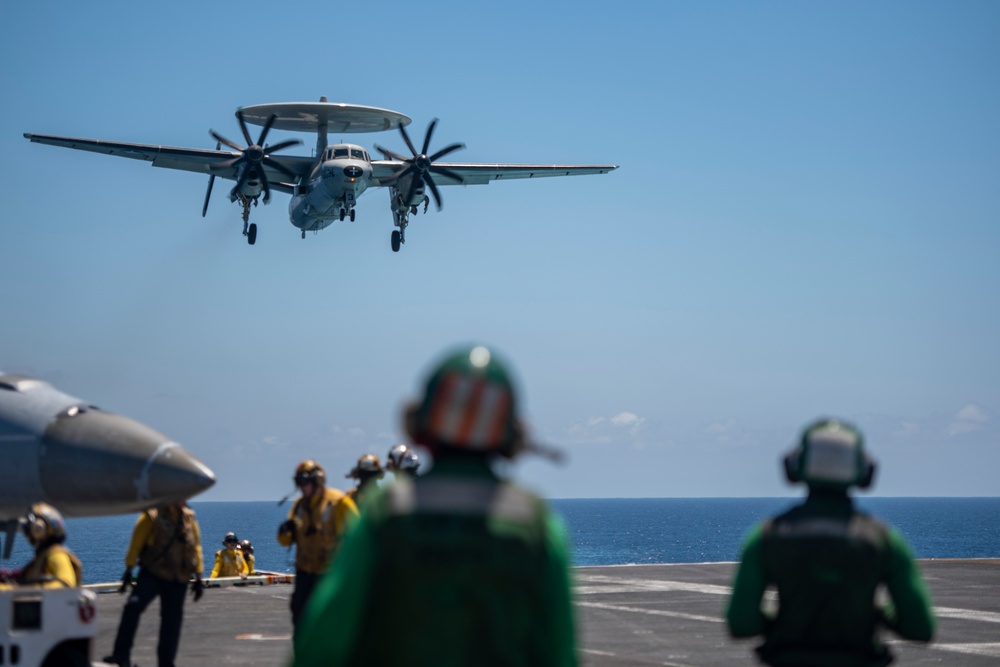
{"left": 89, "top": 559, "right": 1000, "bottom": 666}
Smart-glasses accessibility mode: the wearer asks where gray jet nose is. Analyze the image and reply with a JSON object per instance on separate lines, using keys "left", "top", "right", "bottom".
{"left": 40, "top": 408, "right": 215, "bottom": 517}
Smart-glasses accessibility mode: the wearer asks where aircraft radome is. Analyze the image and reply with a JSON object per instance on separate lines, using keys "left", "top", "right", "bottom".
{"left": 24, "top": 97, "right": 619, "bottom": 251}
{"left": 0, "top": 373, "right": 216, "bottom": 558}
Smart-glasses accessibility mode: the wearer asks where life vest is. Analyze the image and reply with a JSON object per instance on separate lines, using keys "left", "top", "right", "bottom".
{"left": 288, "top": 488, "right": 353, "bottom": 574}
{"left": 348, "top": 474, "right": 553, "bottom": 666}
{"left": 758, "top": 502, "right": 892, "bottom": 667}
{"left": 213, "top": 549, "right": 246, "bottom": 577}
{"left": 139, "top": 506, "right": 200, "bottom": 582}
{"left": 21, "top": 543, "right": 83, "bottom": 588}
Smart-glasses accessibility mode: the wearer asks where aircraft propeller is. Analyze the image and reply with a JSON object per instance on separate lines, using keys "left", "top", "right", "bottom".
{"left": 375, "top": 118, "right": 465, "bottom": 210}
{"left": 207, "top": 110, "right": 302, "bottom": 206}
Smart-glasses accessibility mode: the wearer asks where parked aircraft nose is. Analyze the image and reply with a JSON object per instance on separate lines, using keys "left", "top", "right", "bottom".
{"left": 39, "top": 408, "right": 215, "bottom": 516}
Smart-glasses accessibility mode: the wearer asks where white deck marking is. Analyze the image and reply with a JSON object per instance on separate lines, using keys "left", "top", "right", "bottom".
{"left": 575, "top": 600, "right": 723, "bottom": 624}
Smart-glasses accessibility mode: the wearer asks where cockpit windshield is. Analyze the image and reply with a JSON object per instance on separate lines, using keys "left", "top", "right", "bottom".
{"left": 329, "top": 146, "right": 369, "bottom": 162}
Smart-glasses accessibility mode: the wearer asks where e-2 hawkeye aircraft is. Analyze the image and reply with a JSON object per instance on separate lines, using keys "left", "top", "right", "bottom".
{"left": 24, "top": 97, "right": 618, "bottom": 251}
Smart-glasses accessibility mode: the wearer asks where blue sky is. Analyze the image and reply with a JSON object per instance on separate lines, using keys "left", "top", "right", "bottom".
{"left": 2, "top": 1, "right": 997, "bottom": 500}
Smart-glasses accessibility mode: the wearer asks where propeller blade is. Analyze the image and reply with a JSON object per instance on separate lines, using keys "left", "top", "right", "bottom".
{"left": 398, "top": 124, "right": 418, "bottom": 157}
{"left": 429, "top": 164, "right": 465, "bottom": 184}
{"left": 423, "top": 173, "right": 443, "bottom": 211}
{"left": 263, "top": 156, "right": 298, "bottom": 180}
{"left": 421, "top": 119, "right": 438, "bottom": 157}
{"left": 429, "top": 142, "right": 465, "bottom": 163}
{"left": 210, "top": 131, "right": 245, "bottom": 152}
{"left": 379, "top": 165, "right": 412, "bottom": 185}
{"left": 256, "top": 114, "right": 278, "bottom": 148}
{"left": 374, "top": 144, "right": 409, "bottom": 162}
{"left": 404, "top": 176, "right": 421, "bottom": 210}
{"left": 236, "top": 109, "right": 254, "bottom": 147}
{"left": 202, "top": 140, "right": 221, "bottom": 217}
{"left": 209, "top": 156, "right": 244, "bottom": 172}
{"left": 202, "top": 174, "right": 215, "bottom": 217}
{"left": 264, "top": 138, "right": 302, "bottom": 154}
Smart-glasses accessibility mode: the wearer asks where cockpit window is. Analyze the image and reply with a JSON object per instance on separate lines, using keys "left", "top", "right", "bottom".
{"left": 333, "top": 148, "right": 349, "bottom": 159}
{"left": 351, "top": 148, "right": 365, "bottom": 160}
{"left": 58, "top": 404, "right": 100, "bottom": 418}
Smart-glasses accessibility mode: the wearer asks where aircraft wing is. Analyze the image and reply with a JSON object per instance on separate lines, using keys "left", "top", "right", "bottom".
{"left": 22, "top": 133, "right": 314, "bottom": 186}
{"left": 370, "top": 161, "right": 618, "bottom": 187}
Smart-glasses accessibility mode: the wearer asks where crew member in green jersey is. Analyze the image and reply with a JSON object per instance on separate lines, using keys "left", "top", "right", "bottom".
{"left": 726, "top": 418, "right": 936, "bottom": 666}
{"left": 292, "top": 345, "right": 577, "bottom": 667}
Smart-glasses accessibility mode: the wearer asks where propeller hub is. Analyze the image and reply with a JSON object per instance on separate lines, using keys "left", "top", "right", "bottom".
{"left": 246, "top": 145, "right": 264, "bottom": 162}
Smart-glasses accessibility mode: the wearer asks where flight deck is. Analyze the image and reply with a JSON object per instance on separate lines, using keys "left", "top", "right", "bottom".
{"left": 89, "top": 559, "right": 1000, "bottom": 666}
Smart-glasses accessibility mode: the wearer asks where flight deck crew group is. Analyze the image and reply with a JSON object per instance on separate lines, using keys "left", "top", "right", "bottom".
{"left": 28, "top": 344, "right": 929, "bottom": 667}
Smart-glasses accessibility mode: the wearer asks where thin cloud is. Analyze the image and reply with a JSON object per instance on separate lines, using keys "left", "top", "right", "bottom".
{"left": 948, "top": 404, "right": 990, "bottom": 437}
{"left": 565, "top": 411, "right": 648, "bottom": 445}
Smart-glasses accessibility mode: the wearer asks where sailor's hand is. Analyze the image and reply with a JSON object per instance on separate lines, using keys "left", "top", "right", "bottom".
{"left": 118, "top": 568, "right": 133, "bottom": 594}
{"left": 279, "top": 519, "right": 297, "bottom": 537}
{"left": 191, "top": 575, "right": 204, "bottom": 602}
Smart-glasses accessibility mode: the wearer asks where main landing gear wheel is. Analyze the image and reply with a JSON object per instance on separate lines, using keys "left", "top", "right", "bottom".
{"left": 247, "top": 223, "right": 257, "bottom": 245}
{"left": 301, "top": 230, "right": 305, "bottom": 239}
{"left": 391, "top": 230, "right": 401, "bottom": 252}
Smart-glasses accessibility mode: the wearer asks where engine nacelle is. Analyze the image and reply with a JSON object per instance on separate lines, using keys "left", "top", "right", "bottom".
{"left": 229, "top": 165, "right": 264, "bottom": 201}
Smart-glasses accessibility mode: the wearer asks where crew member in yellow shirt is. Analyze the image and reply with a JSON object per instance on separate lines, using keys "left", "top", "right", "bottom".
{"left": 210, "top": 531, "right": 248, "bottom": 579}
{"left": 277, "top": 460, "right": 358, "bottom": 640}
{"left": 18, "top": 503, "right": 82, "bottom": 588}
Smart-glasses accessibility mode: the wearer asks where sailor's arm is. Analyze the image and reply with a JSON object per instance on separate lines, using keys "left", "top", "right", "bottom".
{"left": 277, "top": 502, "right": 300, "bottom": 547}
{"left": 124, "top": 512, "right": 154, "bottom": 568}
{"left": 726, "top": 524, "right": 770, "bottom": 637}
{"left": 540, "top": 510, "right": 578, "bottom": 667}
{"left": 882, "top": 528, "right": 935, "bottom": 642}
{"left": 42, "top": 548, "right": 79, "bottom": 588}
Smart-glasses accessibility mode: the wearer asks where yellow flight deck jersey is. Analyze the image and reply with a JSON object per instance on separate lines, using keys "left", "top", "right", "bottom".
{"left": 20, "top": 543, "right": 83, "bottom": 588}
{"left": 126, "top": 506, "right": 204, "bottom": 582}
{"left": 242, "top": 552, "right": 255, "bottom": 575}
{"left": 210, "top": 548, "right": 247, "bottom": 578}
{"left": 278, "top": 487, "right": 358, "bottom": 574}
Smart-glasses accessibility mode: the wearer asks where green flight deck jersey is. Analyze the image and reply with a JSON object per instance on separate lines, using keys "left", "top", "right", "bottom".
{"left": 291, "top": 457, "right": 577, "bottom": 667}
{"left": 726, "top": 493, "right": 935, "bottom": 667}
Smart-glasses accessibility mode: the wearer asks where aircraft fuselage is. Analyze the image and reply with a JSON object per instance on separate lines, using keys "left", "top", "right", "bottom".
{"left": 288, "top": 143, "right": 373, "bottom": 231}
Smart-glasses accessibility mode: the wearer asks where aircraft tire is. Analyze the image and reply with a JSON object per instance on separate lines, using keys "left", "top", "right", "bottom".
{"left": 391, "top": 230, "right": 401, "bottom": 253}
{"left": 248, "top": 223, "right": 257, "bottom": 246}
{"left": 339, "top": 209, "right": 346, "bottom": 222}
{"left": 350, "top": 209, "right": 356, "bottom": 222}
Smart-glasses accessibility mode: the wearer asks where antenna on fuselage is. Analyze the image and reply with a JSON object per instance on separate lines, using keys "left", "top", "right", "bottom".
{"left": 315, "top": 95, "right": 329, "bottom": 158}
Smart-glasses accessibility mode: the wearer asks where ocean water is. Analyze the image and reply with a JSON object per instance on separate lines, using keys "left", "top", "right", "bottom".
{"left": 4, "top": 497, "right": 998, "bottom": 584}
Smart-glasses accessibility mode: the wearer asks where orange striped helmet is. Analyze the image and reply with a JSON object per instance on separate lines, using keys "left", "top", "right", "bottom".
{"left": 407, "top": 345, "right": 522, "bottom": 457}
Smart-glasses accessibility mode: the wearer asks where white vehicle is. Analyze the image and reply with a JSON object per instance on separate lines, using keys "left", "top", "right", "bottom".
{"left": 0, "top": 585, "right": 97, "bottom": 667}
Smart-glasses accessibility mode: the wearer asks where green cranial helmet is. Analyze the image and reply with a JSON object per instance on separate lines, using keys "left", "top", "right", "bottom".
{"left": 783, "top": 418, "right": 876, "bottom": 490}
{"left": 407, "top": 345, "right": 522, "bottom": 457}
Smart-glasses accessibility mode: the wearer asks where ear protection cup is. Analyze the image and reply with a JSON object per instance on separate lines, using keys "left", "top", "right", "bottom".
{"left": 783, "top": 448, "right": 803, "bottom": 484}
{"left": 27, "top": 515, "right": 47, "bottom": 543}
{"left": 857, "top": 455, "right": 876, "bottom": 489}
